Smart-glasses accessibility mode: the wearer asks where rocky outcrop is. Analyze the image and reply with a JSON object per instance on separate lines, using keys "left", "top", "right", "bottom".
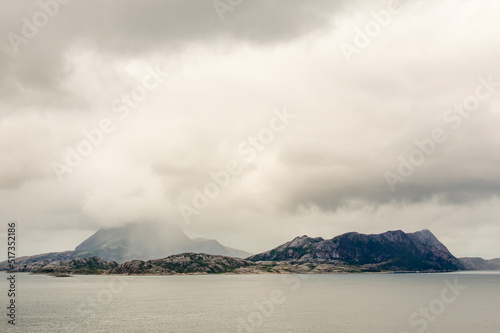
{"left": 0, "top": 251, "right": 81, "bottom": 272}
{"left": 110, "top": 253, "right": 254, "bottom": 275}
{"left": 30, "top": 257, "right": 118, "bottom": 274}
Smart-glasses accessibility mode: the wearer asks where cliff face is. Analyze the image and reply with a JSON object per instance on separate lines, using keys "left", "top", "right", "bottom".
{"left": 247, "top": 230, "right": 461, "bottom": 272}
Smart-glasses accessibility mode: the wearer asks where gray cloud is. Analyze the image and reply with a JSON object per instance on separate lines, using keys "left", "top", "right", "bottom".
{"left": 0, "top": 0, "right": 346, "bottom": 108}
{"left": 1, "top": 0, "right": 500, "bottom": 259}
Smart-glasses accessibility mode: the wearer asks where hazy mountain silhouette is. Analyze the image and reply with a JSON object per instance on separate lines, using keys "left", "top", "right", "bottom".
{"left": 1, "top": 222, "right": 251, "bottom": 267}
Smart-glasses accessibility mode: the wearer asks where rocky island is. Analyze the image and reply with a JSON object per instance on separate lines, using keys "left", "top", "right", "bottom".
{"left": 2, "top": 228, "right": 498, "bottom": 276}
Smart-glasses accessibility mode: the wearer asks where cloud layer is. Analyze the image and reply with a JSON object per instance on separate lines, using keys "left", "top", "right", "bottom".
{"left": 1, "top": 0, "right": 500, "bottom": 259}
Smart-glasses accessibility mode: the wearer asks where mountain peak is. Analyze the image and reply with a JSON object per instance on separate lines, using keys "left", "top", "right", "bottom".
{"left": 292, "top": 235, "right": 309, "bottom": 240}
{"left": 414, "top": 228, "right": 433, "bottom": 235}
{"left": 75, "top": 222, "right": 252, "bottom": 262}
{"left": 7, "top": 222, "right": 251, "bottom": 266}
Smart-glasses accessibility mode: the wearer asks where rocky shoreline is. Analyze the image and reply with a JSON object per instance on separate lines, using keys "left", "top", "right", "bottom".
{"left": 6, "top": 253, "right": 458, "bottom": 277}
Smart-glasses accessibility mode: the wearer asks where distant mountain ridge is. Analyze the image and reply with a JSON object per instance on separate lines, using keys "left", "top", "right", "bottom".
{"left": 0, "top": 222, "right": 251, "bottom": 270}
{"left": 247, "top": 229, "right": 462, "bottom": 272}
{"left": 458, "top": 257, "right": 500, "bottom": 270}
{"left": 2, "top": 228, "right": 499, "bottom": 274}
{"left": 73, "top": 222, "right": 251, "bottom": 262}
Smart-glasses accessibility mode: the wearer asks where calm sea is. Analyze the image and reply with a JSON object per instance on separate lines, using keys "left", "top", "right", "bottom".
{"left": 1, "top": 271, "right": 499, "bottom": 332}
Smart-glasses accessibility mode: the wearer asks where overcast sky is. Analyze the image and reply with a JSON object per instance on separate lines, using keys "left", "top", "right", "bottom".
{"left": 1, "top": 0, "right": 500, "bottom": 260}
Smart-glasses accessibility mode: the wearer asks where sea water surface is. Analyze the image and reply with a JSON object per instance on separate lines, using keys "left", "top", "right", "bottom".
{"left": 1, "top": 271, "right": 499, "bottom": 332}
